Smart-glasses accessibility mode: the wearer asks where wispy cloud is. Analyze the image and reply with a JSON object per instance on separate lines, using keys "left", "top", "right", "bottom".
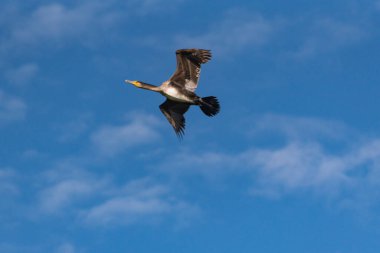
{"left": 0, "top": 243, "right": 41, "bottom": 253}
{"left": 83, "top": 178, "right": 197, "bottom": 226}
{"left": 173, "top": 7, "right": 372, "bottom": 60}
{"left": 39, "top": 166, "right": 109, "bottom": 214}
{"left": 55, "top": 243, "right": 76, "bottom": 253}
{"left": 5, "top": 63, "right": 39, "bottom": 86}
{"left": 90, "top": 114, "right": 161, "bottom": 157}
{"left": 35, "top": 114, "right": 163, "bottom": 215}
{"left": 128, "top": 0, "right": 186, "bottom": 15}
{"left": 247, "top": 138, "right": 380, "bottom": 217}
{"left": 8, "top": 2, "right": 121, "bottom": 47}
{"left": 0, "top": 240, "right": 77, "bottom": 253}
{"left": 290, "top": 18, "right": 368, "bottom": 59}
{"left": 248, "top": 114, "right": 353, "bottom": 141}
{"left": 36, "top": 158, "right": 198, "bottom": 227}
{"left": 157, "top": 114, "right": 380, "bottom": 213}
{"left": 0, "top": 90, "right": 26, "bottom": 124}
{"left": 39, "top": 178, "right": 104, "bottom": 214}
{"left": 0, "top": 0, "right": 185, "bottom": 53}
{"left": 247, "top": 142, "right": 350, "bottom": 197}
{"left": 158, "top": 150, "right": 239, "bottom": 180}
{"left": 175, "top": 9, "right": 274, "bottom": 54}
{"left": 57, "top": 113, "right": 93, "bottom": 143}
{"left": 0, "top": 168, "right": 19, "bottom": 196}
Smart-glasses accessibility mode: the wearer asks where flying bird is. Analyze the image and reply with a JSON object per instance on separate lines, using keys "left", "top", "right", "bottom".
{"left": 125, "top": 49, "right": 220, "bottom": 138}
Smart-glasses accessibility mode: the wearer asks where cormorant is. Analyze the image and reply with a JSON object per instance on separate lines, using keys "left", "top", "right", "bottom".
{"left": 125, "top": 49, "right": 220, "bottom": 138}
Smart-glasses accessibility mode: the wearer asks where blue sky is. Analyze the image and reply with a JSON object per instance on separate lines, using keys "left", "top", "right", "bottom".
{"left": 1, "top": 0, "right": 380, "bottom": 252}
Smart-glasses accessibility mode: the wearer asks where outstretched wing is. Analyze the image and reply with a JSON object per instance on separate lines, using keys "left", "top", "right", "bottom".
{"left": 169, "top": 49, "right": 212, "bottom": 92}
{"left": 159, "top": 99, "right": 190, "bottom": 138}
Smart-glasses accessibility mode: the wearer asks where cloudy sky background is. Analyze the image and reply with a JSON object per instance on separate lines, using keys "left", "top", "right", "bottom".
{"left": 1, "top": 0, "right": 380, "bottom": 252}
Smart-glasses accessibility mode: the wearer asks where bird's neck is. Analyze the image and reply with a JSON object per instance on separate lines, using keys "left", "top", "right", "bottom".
{"left": 138, "top": 82, "right": 161, "bottom": 92}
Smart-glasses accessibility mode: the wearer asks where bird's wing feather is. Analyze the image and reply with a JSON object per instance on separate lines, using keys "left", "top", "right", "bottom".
{"left": 159, "top": 99, "right": 190, "bottom": 138}
{"left": 169, "top": 49, "right": 212, "bottom": 92}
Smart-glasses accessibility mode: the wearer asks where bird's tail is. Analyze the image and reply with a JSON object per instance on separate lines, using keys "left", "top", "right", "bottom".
{"left": 199, "top": 96, "right": 220, "bottom": 117}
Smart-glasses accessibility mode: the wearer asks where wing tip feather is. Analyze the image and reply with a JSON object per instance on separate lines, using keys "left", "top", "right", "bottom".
{"left": 176, "top": 48, "right": 212, "bottom": 64}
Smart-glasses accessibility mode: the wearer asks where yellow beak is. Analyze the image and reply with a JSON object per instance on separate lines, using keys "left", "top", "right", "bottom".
{"left": 125, "top": 80, "right": 141, "bottom": 86}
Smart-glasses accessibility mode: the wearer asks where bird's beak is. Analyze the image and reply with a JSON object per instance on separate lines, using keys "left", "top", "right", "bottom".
{"left": 125, "top": 80, "right": 141, "bottom": 87}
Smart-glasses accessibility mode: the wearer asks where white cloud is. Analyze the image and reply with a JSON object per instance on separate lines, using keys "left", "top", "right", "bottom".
{"left": 57, "top": 113, "right": 92, "bottom": 142}
{"left": 90, "top": 114, "right": 161, "bottom": 157}
{"left": 245, "top": 138, "right": 380, "bottom": 216}
{"left": 5, "top": 63, "right": 39, "bottom": 86}
{"left": 0, "top": 0, "right": 184, "bottom": 52}
{"left": 172, "top": 8, "right": 373, "bottom": 61}
{"left": 0, "top": 1, "right": 124, "bottom": 58}
{"left": 85, "top": 196, "right": 171, "bottom": 225}
{"left": 247, "top": 143, "right": 350, "bottom": 197}
{"left": 39, "top": 178, "right": 104, "bottom": 213}
{"left": 0, "top": 90, "right": 26, "bottom": 124}
{"left": 158, "top": 150, "right": 240, "bottom": 180}
{"left": 83, "top": 178, "right": 197, "bottom": 226}
{"left": 0, "top": 243, "right": 40, "bottom": 253}
{"left": 128, "top": 0, "right": 185, "bottom": 15}
{"left": 248, "top": 114, "right": 352, "bottom": 141}
{"left": 157, "top": 114, "right": 380, "bottom": 212}
{"left": 0, "top": 168, "right": 19, "bottom": 196}
{"left": 39, "top": 166, "right": 109, "bottom": 214}
{"left": 175, "top": 10, "right": 274, "bottom": 54}
{"left": 290, "top": 18, "right": 368, "bottom": 59}
{"left": 55, "top": 243, "right": 76, "bottom": 253}
{"left": 37, "top": 160, "right": 198, "bottom": 226}
{"left": 10, "top": 2, "right": 120, "bottom": 46}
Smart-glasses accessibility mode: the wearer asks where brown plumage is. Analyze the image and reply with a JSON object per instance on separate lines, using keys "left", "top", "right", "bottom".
{"left": 125, "top": 49, "right": 220, "bottom": 138}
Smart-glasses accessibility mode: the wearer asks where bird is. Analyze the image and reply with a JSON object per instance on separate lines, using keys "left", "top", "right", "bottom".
{"left": 125, "top": 49, "right": 220, "bottom": 138}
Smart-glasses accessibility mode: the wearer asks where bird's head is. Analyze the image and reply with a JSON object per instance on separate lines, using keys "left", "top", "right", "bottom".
{"left": 125, "top": 80, "right": 143, "bottom": 88}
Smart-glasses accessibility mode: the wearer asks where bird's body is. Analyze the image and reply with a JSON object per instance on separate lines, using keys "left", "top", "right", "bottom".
{"left": 125, "top": 49, "right": 220, "bottom": 138}
{"left": 159, "top": 81, "right": 196, "bottom": 103}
